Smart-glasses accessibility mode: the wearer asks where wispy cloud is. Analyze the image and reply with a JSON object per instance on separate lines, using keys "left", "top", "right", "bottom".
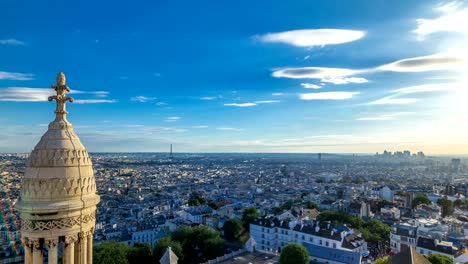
{"left": 0, "top": 39, "right": 25, "bottom": 46}
{"left": 368, "top": 97, "right": 421, "bottom": 105}
{"left": 256, "top": 29, "right": 365, "bottom": 47}
{"left": 216, "top": 127, "right": 244, "bottom": 131}
{"left": 272, "top": 67, "right": 369, "bottom": 84}
{"left": 224, "top": 103, "right": 257, "bottom": 107}
{"left": 378, "top": 53, "right": 467, "bottom": 72}
{"left": 272, "top": 93, "right": 285, "bottom": 96}
{"left": 165, "top": 116, "right": 181, "bottom": 122}
{"left": 200, "top": 96, "right": 217, "bottom": 100}
{"left": 273, "top": 53, "right": 466, "bottom": 84}
{"left": 357, "top": 112, "right": 414, "bottom": 121}
{"left": 254, "top": 100, "right": 280, "bottom": 104}
{"left": 155, "top": 102, "right": 168, "bottom": 106}
{"left": 121, "top": 124, "right": 145, "bottom": 128}
{"left": 299, "top": 92, "right": 360, "bottom": 100}
{"left": 301, "top": 83, "right": 322, "bottom": 89}
{"left": 0, "top": 71, "right": 34, "bottom": 80}
{"left": 131, "top": 96, "right": 156, "bottom": 102}
{"left": 74, "top": 99, "right": 117, "bottom": 104}
{"left": 153, "top": 72, "right": 162, "bottom": 77}
{"left": 0, "top": 87, "right": 113, "bottom": 102}
{"left": 192, "top": 125, "right": 208, "bottom": 128}
{"left": 393, "top": 83, "right": 459, "bottom": 94}
{"left": 414, "top": 1, "right": 468, "bottom": 39}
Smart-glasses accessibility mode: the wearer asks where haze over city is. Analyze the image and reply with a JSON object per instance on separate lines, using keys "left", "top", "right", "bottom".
{"left": 1, "top": 0, "right": 467, "bottom": 154}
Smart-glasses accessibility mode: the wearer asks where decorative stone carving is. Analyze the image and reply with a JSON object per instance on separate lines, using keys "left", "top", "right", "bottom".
{"left": 64, "top": 234, "right": 78, "bottom": 245}
{"left": 44, "top": 238, "right": 59, "bottom": 248}
{"left": 49, "top": 71, "right": 73, "bottom": 115}
{"left": 31, "top": 239, "right": 42, "bottom": 250}
{"left": 22, "top": 212, "right": 96, "bottom": 232}
{"left": 17, "top": 72, "right": 99, "bottom": 264}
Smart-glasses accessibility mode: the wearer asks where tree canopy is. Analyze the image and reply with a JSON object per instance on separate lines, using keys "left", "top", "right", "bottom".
{"left": 412, "top": 194, "right": 431, "bottom": 209}
{"left": 279, "top": 243, "right": 309, "bottom": 264}
{"left": 223, "top": 218, "right": 244, "bottom": 242}
{"left": 437, "top": 196, "right": 454, "bottom": 217}
{"left": 242, "top": 207, "right": 261, "bottom": 231}
{"left": 426, "top": 253, "right": 453, "bottom": 264}
{"left": 94, "top": 241, "right": 131, "bottom": 264}
{"left": 188, "top": 194, "right": 207, "bottom": 206}
{"left": 157, "top": 225, "right": 224, "bottom": 264}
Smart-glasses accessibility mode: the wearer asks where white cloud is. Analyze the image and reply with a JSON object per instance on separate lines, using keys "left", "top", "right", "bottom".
{"left": 165, "top": 117, "right": 181, "bottom": 122}
{"left": 216, "top": 127, "right": 244, "bottom": 131}
{"left": 224, "top": 103, "right": 257, "bottom": 107}
{"left": 121, "top": 124, "right": 145, "bottom": 128}
{"left": 256, "top": 29, "right": 365, "bottom": 47}
{"left": 368, "top": 97, "right": 421, "bottom": 105}
{"left": 153, "top": 72, "right": 162, "bottom": 77}
{"left": 393, "top": 83, "right": 458, "bottom": 94}
{"left": 272, "top": 67, "right": 368, "bottom": 84}
{"left": 357, "top": 112, "right": 414, "bottom": 121}
{"left": 0, "top": 87, "right": 115, "bottom": 102}
{"left": 200, "top": 96, "right": 217, "bottom": 100}
{"left": 0, "top": 39, "right": 25, "bottom": 46}
{"left": 155, "top": 102, "right": 168, "bottom": 106}
{"left": 300, "top": 83, "right": 321, "bottom": 89}
{"left": 299, "top": 92, "right": 360, "bottom": 100}
{"left": 357, "top": 116, "right": 394, "bottom": 121}
{"left": 131, "top": 96, "right": 156, "bottom": 102}
{"left": 74, "top": 99, "right": 117, "bottom": 104}
{"left": 254, "top": 100, "right": 280, "bottom": 104}
{"left": 0, "top": 71, "right": 34, "bottom": 80}
{"left": 272, "top": 93, "right": 285, "bottom": 96}
{"left": 0, "top": 87, "right": 51, "bottom": 101}
{"left": 192, "top": 125, "right": 208, "bottom": 128}
{"left": 321, "top": 77, "right": 368, "bottom": 84}
{"left": 378, "top": 53, "right": 467, "bottom": 72}
{"left": 414, "top": 1, "right": 468, "bottom": 38}
{"left": 304, "top": 55, "right": 311, "bottom": 60}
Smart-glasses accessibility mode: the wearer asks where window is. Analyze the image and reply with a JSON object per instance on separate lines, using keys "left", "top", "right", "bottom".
{"left": 333, "top": 243, "right": 336, "bottom": 248}
{"left": 326, "top": 241, "right": 329, "bottom": 247}
{"left": 302, "top": 235, "right": 305, "bottom": 240}
{"left": 310, "top": 237, "right": 313, "bottom": 242}
{"left": 319, "top": 240, "right": 322, "bottom": 245}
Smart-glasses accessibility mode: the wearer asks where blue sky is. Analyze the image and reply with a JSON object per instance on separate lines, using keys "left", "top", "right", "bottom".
{"left": 1, "top": 0, "right": 467, "bottom": 153}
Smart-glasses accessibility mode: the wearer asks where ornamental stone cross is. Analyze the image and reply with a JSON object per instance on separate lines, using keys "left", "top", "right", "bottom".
{"left": 48, "top": 71, "right": 74, "bottom": 115}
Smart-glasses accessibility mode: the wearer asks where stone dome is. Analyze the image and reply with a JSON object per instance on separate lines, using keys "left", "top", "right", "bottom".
{"left": 17, "top": 72, "right": 100, "bottom": 264}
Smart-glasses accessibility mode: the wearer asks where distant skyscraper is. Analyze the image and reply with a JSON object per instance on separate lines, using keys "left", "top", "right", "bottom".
{"left": 318, "top": 153, "right": 322, "bottom": 161}
{"left": 169, "top": 144, "right": 174, "bottom": 159}
{"left": 16, "top": 72, "right": 100, "bottom": 264}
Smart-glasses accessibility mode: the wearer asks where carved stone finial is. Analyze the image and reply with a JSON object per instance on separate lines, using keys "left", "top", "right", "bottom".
{"left": 49, "top": 71, "right": 74, "bottom": 116}
{"left": 57, "top": 71, "right": 66, "bottom": 86}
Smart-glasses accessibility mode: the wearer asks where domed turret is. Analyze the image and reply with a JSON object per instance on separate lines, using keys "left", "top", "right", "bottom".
{"left": 17, "top": 72, "right": 100, "bottom": 264}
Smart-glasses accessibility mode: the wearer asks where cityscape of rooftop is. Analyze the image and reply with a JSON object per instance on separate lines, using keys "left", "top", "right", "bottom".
{"left": 1, "top": 1, "right": 468, "bottom": 264}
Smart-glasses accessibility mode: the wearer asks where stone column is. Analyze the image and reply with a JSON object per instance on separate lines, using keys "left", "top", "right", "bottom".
{"left": 21, "top": 237, "right": 33, "bottom": 264}
{"left": 87, "top": 230, "right": 93, "bottom": 264}
{"left": 79, "top": 231, "right": 88, "bottom": 264}
{"left": 45, "top": 238, "right": 59, "bottom": 264}
{"left": 31, "top": 238, "right": 43, "bottom": 264}
{"left": 64, "top": 235, "right": 77, "bottom": 264}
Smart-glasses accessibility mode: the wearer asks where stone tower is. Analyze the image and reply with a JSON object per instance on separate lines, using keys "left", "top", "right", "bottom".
{"left": 16, "top": 72, "right": 100, "bottom": 264}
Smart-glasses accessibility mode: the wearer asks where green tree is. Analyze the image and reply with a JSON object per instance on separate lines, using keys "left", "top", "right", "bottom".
{"left": 305, "top": 201, "right": 318, "bottom": 210}
{"left": 376, "top": 256, "right": 389, "bottom": 264}
{"left": 281, "top": 200, "right": 293, "bottom": 210}
{"left": 127, "top": 243, "right": 152, "bottom": 264}
{"left": 438, "top": 196, "right": 454, "bottom": 217}
{"left": 152, "top": 236, "right": 184, "bottom": 264}
{"left": 223, "top": 218, "right": 243, "bottom": 242}
{"left": 169, "top": 225, "right": 224, "bottom": 264}
{"left": 426, "top": 253, "right": 453, "bottom": 264}
{"left": 242, "top": 207, "right": 261, "bottom": 231}
{"left": 279, "top": 243, "right": 309, "bottom": 264}
{"left": 94, "top": 241, "right": 130, "bottom": 264}
{"left": 188, "top": 194, "right": 207, "bottom": 206}
{"left": 412, "top": 194, "right": 431, "bottom": 209}
{"left": 360, "top": 218, "right": 391, "bottom": 242}
{"left": 272, "top": 207, "right": 283, "bottom": 215}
